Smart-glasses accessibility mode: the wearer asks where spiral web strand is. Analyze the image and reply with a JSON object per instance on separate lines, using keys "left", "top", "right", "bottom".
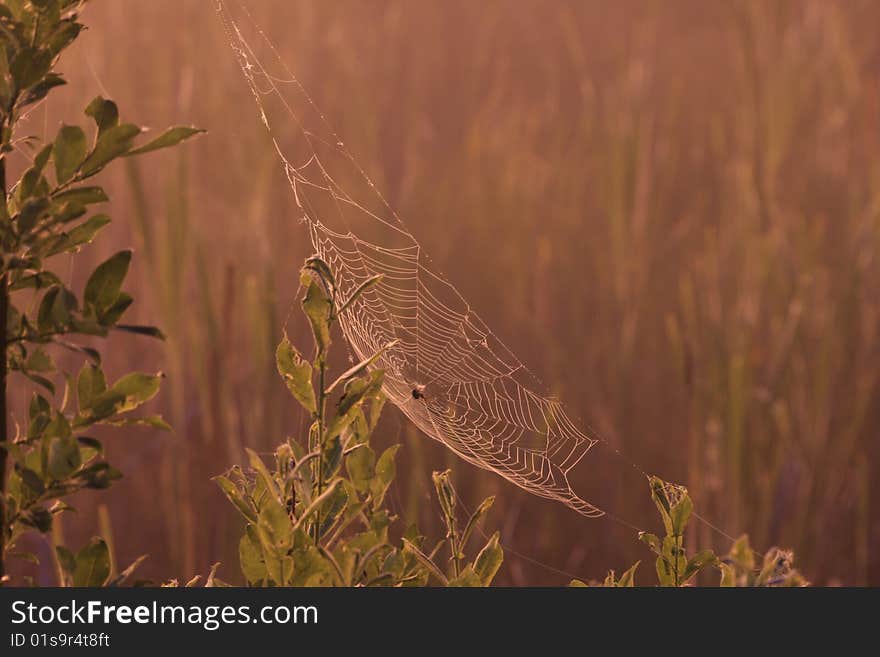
{"left": 217, "top": 1, "right": 604, "bottom": 518}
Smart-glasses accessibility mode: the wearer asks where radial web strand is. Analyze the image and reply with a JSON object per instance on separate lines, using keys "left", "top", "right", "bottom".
{"left": 218, "top": 1, "right": 604, "bottom": 518}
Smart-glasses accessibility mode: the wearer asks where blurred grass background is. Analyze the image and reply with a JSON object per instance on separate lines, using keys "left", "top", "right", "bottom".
{"left": 19, "top": 0, "right": 879, "bottom": 585}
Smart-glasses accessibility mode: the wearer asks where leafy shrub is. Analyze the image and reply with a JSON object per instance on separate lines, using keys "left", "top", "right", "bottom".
{"left": 0, "top": 0, "right": 202, "bottom": 584}
{"left": 718, "top": 534, "right": 806, "bottom": 588}
{"left": 215, "top": 256, "right": 503, "bottom": 586}
{"left": 572, "top": 476, "right": 807, "bottom": 587}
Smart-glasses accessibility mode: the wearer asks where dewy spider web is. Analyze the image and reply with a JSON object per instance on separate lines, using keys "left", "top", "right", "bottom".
{"left": 217, "top": 1, "right": 604, "bottom": 517}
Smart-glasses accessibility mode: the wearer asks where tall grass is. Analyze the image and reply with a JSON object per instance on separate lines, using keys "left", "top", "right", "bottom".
{"left": 29, "top": 0, "right": 879, "bottom": 585}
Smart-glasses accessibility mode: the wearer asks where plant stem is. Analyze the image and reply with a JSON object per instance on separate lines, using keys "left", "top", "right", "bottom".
{"left": 314, "top": 358, "right": 326, "bottom": 544}
{"left": 0, "top": 154, "right": 8, "bottom": 579}
{"left": 451, "top": 532, "right": 460, "bottom": 579}
{"left": 673, "top": 532, "right": 682, "bottom": 587}
{"left": 449, "top": 514, "right": 460, "bottom": 579}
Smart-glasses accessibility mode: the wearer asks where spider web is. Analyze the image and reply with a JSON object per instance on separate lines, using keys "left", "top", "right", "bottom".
{"left": 217, "top": 1, "right": 604, "bottom": 518}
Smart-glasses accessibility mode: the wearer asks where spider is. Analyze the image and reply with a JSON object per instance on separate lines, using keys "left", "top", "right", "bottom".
{"left": 411, "top": 384, "right": 427, "bottom": 400}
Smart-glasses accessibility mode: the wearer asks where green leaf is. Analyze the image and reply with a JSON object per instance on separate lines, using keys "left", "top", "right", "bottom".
{"left": 301, "top": 275, "right": 332, "bottom": 357}
{"left": 30, "top": 393, "right": 51, "bottom": 421}
{"left": 126, "top": 126, "right": 205, "bottom": 156}
{"left": 18, "top": 73, "right": 65, "bottom": 107}
{"left": 18, "top": 170, "right": 43, "bottom": 204}
{"left": 317, "top": 483, "right": 349, "bottom": 537}
{"left": 52, "top": 186, "right": 109, "bottom": 206}
{"left": 335, "top": 273, "right": 383, "bottom": 317}
{"left": 325, "top": 370, "right": 384, "bottom": 439}
{"left": 0, "top": 41, "right": 9, "bottom": 105}
{"left": 37, "top": 285, "right": 77, "bottom": 332}
{"left": 616, "top": 561, "right": 640, "bottom": 587}
{"left": 246, "top": 448, "right": 280, "bottom": 498}
{"left": 322, "top": 433, "right": 344, "bottom": 481}
{"left": 6, "top": 305, "right": 22, "bottom": 339}
{"left": 42, "top": 410, "right": 71, "bottom": 438}
{"left": 76, "top": 437, "right": 103, "bottom": 463}
{"left": 34, "top": 143, "right": 53, "bottom": 172}
{"left": 205, "top": 562, "right": 225, "bottom": 587}
{"left": 369, "top": 507, "right": 392, "bottom": 539}
{"left": 303, "top": 256, "right": 336, "bottom": 295}
{"left": 460, "top": 495, "right": 494, "bottom": 550}
{"left": 77, "top": 364, "right": 107, "bottom": 412}
{"left": 345, "top": 444, "right": 375, "bottom": 492}
{"left": 473, "top": 531, "right": 504, "bottom": 586}
{"left": 106, "top": 371, "right": 162, "bottom": 406}
{"left": 72, "top": 537, "right": 111, "bottom": 587}
{"left": 367, "top": 394, "right": 385, "bottom": 432}
{"left": 727, "top": 534, "right": 754, "bottom": 570}
{"left": 648, "top": 476, "right": 673, "bottom": 535}
{"left": 30, "top": 0, "right": 57, "bottom": 13}
{"left": 569, "top": 579, "right": 588, "bottom": 587}
{"left": 324, "top": 339, "right": 399, "bottom": 395}
{"left": 47, "top": 432, "right": 81, "bottom": 481}
{"left": 16, "top": 145, "right": 52, "bottom": 201}
{"left": 21, "top": 507, "right": 54, "bottom": 533}
{"left": 275, "top": 334, "right": 316, "bottom": 414}
{"left": 98, "top": 291, "right": 133, "bottom": 326}
{"left": 402, "top": 538, "right": 448, "bottom": 586}
{"left": 239, "top": 527, "right": 267, "bottom": 584}
{"left": 432, "top": 469, "right": 457, "bottom": 522}
{"left": 214, "top": 475, "right": 257, "bottom": 524}
{"left": 76, "top": 462, "right": 122, "bottom": 489}
{"left": 670, "top": 492, "right": 693, "bottom": 536}
{"left": 107, "top": 554, "right": 149, "bottom": 587}
{"left": 293, "top": 479, "right": 343, "bottom": 532}
{"left": 370, "top": 445, "right": 399, "bottom": 507}
{"left": 79, "top": 371, "right": 162, "bottom": 423}
{"left": 45, "top": 18, "right": 83, "bottom": 55}
{"left": 102, "top": 415, "right": 172, "bottom": 431}
{"left": 11, "top": 47, "right": 52, "bottom": 89}
{"left": 662, "top": 534, "right": 687, "bottom": 583}
{"left": 719, "top": 563, "right": 736, "bottom": 587}
{"left": 655, "top": 555, "right": 675, "bottom": 587}
{"left": 51, "top": 201, "right": 87, "bottom": 225}
{"left": 257, "top": 495, "right": 293, "bottom": 551}
{"left": 10, "top": 271, "right": 62, "bottom": 291}
{"left": 27, "top": 411, "right": 51, "bottom": 442}
{"left": 46, "top": 214, "right": 111, "bottom": 255}
{"left": 682, "top": 550, "right": 717, "bottom": 584}
{"left": 18, "top": 197, "right": 50, "bottom": 232}
{"left": 16, "top": 465, "right": 45, "bottom": 495}
{"left": 448, "top": 565, "right": 483, "bottom": 587}
{"left": 84, "top": 250, "right": 131, "bottom": 311}
{"left": 756, "top": 548, "right": 790, "bottom": 586}
{"left": 52, "top": 340, "right": 100, "bottom": 367}
{"left": 85, "top": 97, "right": 119, "bottom": 136}
{"left": 24, "top": 371, "right": 55, "bottom": 394}
{"left": 55, "top": 340, "right": 90, "bottom": 373}
{"left": 639, "top": 531, "right": 662, "bottom": 555}
{"left": 79, "top": 123, "right": 141, "bottom": 177}
{"left": 25, "top": 347, "right": 54, "bottom": 372}
{"left": 54, "top": 125, "right": 88, "bottom": 184}
{"left": 291, "top": 546, "right": 333, "bottom": 587}
{"left": 114, "top": 324, "right": 166, "bottom": 340}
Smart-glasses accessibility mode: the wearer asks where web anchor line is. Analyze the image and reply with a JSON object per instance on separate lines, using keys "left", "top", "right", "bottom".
{"left": 217, "top": 0, "right": 761, "bottom": 559}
